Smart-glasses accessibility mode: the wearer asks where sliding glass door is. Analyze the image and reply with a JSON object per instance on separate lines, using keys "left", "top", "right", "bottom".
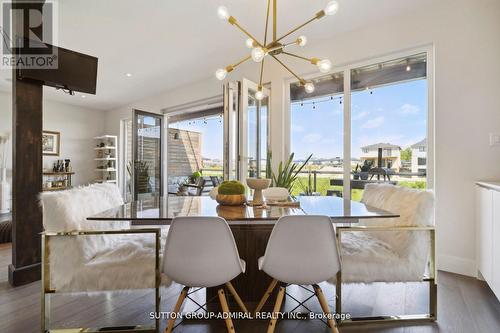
{"left": 288, "top": 49, "right": 432, "bottom": 200}
{"left": 224, "top": 78, "right": 270, "bottom": 182}
{"left": 133, "top": 110, "right": 163, "bottom": 200}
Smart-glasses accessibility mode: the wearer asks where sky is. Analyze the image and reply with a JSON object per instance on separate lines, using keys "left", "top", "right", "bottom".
{"left": 291, "top": 79, "right": 427, "bottom": 160}
{"left": 171, "top": 78, "right": 427, "bottom": 161}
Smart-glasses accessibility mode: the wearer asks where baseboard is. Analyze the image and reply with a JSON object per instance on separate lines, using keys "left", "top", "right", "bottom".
{"left": 8, "top": 262, "right": 41, "bottom": 286}
{"left": 437, "top": 254, "right": 476, "bottom": 277}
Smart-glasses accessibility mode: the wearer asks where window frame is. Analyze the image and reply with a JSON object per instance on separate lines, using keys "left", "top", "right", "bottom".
{"left": 284, "top": 45, "right": 435, "bottom": 199}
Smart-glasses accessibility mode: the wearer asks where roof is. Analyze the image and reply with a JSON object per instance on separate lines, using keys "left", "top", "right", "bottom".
{"left": 411, "top": 138, "right": 426, "bottom": 148}
{"left": 360, "top": 143, "right": 401, "bottom": 150}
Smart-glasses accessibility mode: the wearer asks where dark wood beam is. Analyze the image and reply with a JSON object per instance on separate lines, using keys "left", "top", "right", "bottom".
{"left": 8, "top": 0, "right": 44, "bottom": 286}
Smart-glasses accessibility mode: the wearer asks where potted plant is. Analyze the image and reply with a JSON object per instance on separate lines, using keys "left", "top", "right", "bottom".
{"left": 216, "top": 180, "right": 247, "bottom": 206}
{"left": 189, "top": 170, "right": 202, "bottom": 184}
{"left": 359, "top": 160, "right": 373, "bottom": 180}
{"left": 266, "top": 150, "right": 312, "bottom": 192}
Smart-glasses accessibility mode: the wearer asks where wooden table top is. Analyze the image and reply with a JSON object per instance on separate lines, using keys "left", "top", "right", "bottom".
{"left": 87, "top": 196, "right": 398, "bottom": 225}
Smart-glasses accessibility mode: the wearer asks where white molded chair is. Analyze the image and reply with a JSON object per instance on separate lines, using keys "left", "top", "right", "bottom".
{"left": 337, "top": 183, "right": 436, "bottom": 324}
{"left": 162, "top": 216, "right": 248, "bottom": 333}
{"left": 255, "top": 215, "right": 341, "bottom": 333}
{"left": 40, "top": 183, "right": 164, "bottom": 333}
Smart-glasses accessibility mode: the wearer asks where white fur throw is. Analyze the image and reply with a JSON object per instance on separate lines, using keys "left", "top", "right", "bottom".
{"left": 40, "top": 183, "right": 165, "bottom": 292}
{"left": 339, "top": 184, "right": 434, "bottom": 283}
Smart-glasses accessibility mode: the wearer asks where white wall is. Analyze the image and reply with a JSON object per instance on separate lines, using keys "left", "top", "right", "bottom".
{"left": 0, "top": 89, "right": 107, "bottom": 208}
{"left": 104, "top": 0, "right": 500, "bottom": 277}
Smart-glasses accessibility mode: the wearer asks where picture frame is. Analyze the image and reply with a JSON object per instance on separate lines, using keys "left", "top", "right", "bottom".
{"left": 42, "top": 131, "right": 61, "bottom": 156}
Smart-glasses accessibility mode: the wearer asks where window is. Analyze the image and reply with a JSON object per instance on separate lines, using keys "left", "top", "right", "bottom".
{"left": 288, "top": 50, "right": 431, "bottom": 201}
{"left": 289, "top": 73, "right": 344, "bottom": 196}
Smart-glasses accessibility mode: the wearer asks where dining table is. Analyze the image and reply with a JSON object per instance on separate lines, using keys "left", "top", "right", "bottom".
{"left": 88, "top": 195, "right": 399, "bottom": 308}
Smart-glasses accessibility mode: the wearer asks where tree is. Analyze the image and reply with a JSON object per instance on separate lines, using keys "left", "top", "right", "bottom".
{"left": 401, "top": 147, "right": 412, "bottom": 162}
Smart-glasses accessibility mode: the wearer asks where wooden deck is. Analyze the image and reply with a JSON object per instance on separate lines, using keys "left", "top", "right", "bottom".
{"left": 1, "top": 243, "right": 500, "bottom": 332}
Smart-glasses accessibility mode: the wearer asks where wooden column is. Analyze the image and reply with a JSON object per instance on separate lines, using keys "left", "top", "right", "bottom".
{"left": 8, "top": 76, "right": 43, "bottom": 286}
{"left": 8, "top": 0, "right": 44, "bottom": 286}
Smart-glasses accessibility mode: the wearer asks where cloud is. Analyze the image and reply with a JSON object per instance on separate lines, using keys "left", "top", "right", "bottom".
{"left": 352, "top": 111, "right": 369, "bottom": 121}
{"left": 361, "top": 116, "right": 384, "bottom": 129}
{"left": 302, "top": 133, "right": 322, "bottom": 144}
{"left": 291, "top": 124, "right": 304, "bottom": 133}
{"left": 400, "top": 104, "right": 420, "bottom": 115}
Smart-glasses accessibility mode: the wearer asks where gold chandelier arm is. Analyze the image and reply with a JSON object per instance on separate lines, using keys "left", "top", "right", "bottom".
{"left": 281, "top": 51, "right": 313, "bottom": 63}
{"left": 264, "top": 0, "right": 271, "bottom": 45}
{"left": 228, "top": 17, "right": 264, "bottom": 49}
{"left": 276, "top": 10, "right": 325, "bottom": 43}
{"left": 226, "top": 54, "right": 252, "bottom": 72}
{"left": 259, "top": 58, "right": 265, "bottom": 87}
{"left": 270, "top": 54, "right": 305, "bottom": 84}
{"left": 273, "top": 0, "right": 277, "bottom": 41}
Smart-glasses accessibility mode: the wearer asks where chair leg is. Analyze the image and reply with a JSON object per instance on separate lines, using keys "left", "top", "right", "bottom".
{"left": 267, "top": 284, "right": 285, "bottom": 333}
{"left": 218, "top": 288, "right": 236, "bottom": 333}
{"left": 225, "top": 281, "right": 250, "bottom": 313}
{"left": 313, "top": 284, "right": 339, "bottom": 333}
{"left": 255, "top": 279, "right": 278, "bottom": 313}
{"left": 165, "top": 286, "right": 189, "bottom": 333}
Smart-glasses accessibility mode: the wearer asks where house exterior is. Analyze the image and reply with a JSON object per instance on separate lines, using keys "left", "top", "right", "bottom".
{"left": 411, "top": 138, "right": 427, "bottom": 175}
{"left": 360, "top": 143, "right": 402, "bottom": 171}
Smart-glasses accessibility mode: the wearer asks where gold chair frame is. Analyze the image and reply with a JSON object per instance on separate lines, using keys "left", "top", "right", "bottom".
{"left": 335, "top": 225, "right": 437, "bottom": 325}
{"left": 41, "top": 228, "right": 161, "bottom": 333}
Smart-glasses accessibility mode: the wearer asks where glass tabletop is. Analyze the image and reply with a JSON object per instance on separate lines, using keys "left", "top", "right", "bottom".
{"left": 87, "top": 196, "right": 399, "bottom": 225}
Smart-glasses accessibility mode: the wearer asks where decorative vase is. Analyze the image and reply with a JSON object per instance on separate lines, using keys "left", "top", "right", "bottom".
{"left": 216, "top": 194, "right": 247, "bottom": 206}
{"left": 246, "top": 178, "right": 271, "bottom": 206}
{"left": 0, "top": 168, "right": 11, "bottom": 214}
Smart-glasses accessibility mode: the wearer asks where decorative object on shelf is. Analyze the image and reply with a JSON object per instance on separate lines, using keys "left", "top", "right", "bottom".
{"left": 266, "top": 150, "right": 313, "bottom": 191}
{"left": 216, "top": 180, "right": 247, "bottom": 206}
{"left": 94, "top": 135, "right": 118, "bottom": 184}
{"left": 42, "top": 131, "right": 61, "bottom": 156}
{"left": 0, "top": 132, "right": 11, "bottom": 213}
{"left": 246, "top": 178, "right": 271, "bottom": 206}
{"left": 42, "top": 171, "right": 75, "bottom": 191}
{"left": 215, "top": 0, "right": 339, "bottom": 98}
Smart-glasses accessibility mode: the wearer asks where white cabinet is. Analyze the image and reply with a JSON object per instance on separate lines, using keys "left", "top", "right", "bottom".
{"left": 492, "top": 191, "right": 500, "bottom": 299}
{"left": 476, "top": 183, "right": 500, "bottom": 300}
{"left": 476, "top": 185, "right": 493, "bottom": 282}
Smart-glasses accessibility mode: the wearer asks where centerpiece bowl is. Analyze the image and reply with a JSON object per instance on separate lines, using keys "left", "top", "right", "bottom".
{"left": 246, "top": 178, "right": 271, "bottom": 206}
{"left": 216, "top": 180, "right": 247, "bottom": 206}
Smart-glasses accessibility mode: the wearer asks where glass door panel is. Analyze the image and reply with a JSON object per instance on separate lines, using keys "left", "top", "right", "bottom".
{"left": 239, "top": 78, "right": 270, "bottom": 182}
{"left": 133, "top": 110, "right": 163, "bottom": 200}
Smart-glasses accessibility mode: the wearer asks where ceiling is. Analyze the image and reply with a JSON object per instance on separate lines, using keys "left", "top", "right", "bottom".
{"left": 0, "top": 0, "right": 431, "bottom": 110}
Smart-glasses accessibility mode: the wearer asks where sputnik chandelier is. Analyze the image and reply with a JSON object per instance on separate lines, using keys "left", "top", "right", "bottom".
{"left": 215, "top": 0, "right": 339, "bottom": 100}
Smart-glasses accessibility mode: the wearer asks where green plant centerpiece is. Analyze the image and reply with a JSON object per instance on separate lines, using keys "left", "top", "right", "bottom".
{"left": 266, "top": 150, "right": 312, "bottom": 191}
{"left": 216, "top": 180, "right": 247, "bottom": 206}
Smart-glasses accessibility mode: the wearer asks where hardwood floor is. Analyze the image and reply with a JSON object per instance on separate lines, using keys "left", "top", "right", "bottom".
{"left": 1, "top": 243, "right": 499, "bottom": 333}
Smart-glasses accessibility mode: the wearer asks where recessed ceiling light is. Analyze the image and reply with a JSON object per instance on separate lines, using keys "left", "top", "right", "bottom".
{"left": 125, "top": 73, "right": 132, "bottom": 77}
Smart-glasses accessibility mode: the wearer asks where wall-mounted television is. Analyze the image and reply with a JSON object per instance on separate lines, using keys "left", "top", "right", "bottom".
{"left": 16, "top": 44, "right": 98, "bottom": 94}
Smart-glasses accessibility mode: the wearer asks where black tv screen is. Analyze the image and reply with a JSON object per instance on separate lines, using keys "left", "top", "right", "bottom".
{"left": 17, "top": 45, "right": 98, "bottom": 94}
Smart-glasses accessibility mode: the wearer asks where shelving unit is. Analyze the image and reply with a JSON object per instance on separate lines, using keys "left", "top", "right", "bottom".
{"left": 42, "top": 171, "right": 75, "bottom": 191}
{"left": 94, "top": 135, "right": 118, "bottom": 184}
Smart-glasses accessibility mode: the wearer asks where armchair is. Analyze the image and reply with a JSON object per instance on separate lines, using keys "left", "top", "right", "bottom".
{"left": 40, "top": 183, "right": 162, "bottom": 333}
{"left": 337, "top": 184, "right": 436, "bottom": 324}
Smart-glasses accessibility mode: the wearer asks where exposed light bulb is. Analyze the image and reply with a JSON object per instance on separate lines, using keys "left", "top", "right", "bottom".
{"left": 217, "top": 6, "right": 230, "bottom": 20}
{"left": 317, "top": 59, "right": 332, "bottom": 73}
{"left": 324, "top": 1, "right": 339, "bottom": 16}
{"left": 215, "top": 68, "right": 227, "bottom": 80}
{"left": 246, "top": 38, "right": 255, "bottom": 48}
{"left": 251, "top": 47, "right": 265, "bottom": 62}
{"left": 304, "top": 82, "right": 315, "bottom": 93}
{"left": 255, "top": 89, "right": 264, "bottom": 101}
{"left": 297, "top": 35, "right": 307, "bottom": 47}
